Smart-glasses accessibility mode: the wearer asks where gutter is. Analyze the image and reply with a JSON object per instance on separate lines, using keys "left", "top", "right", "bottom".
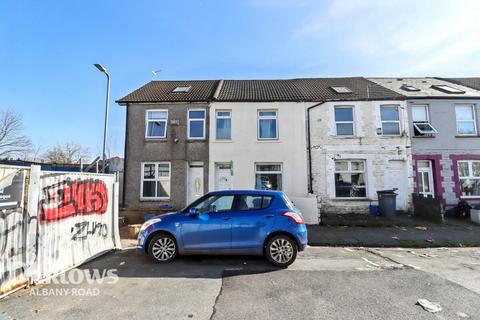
{"left": 306, "top": 101, "right": 326, "bottom": 193}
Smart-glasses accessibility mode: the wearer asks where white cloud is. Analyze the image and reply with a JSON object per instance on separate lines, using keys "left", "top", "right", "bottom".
{"left": 293, "top": 0, "right": 480, "bottom": 75}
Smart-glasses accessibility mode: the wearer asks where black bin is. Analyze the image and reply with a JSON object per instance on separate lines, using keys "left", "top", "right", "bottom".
{"left": 377, "top": 189, "right": 398, "bottom": 218}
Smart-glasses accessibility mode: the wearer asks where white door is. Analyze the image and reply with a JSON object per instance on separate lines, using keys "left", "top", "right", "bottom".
{"left": 385, "top": 160, "right": 407, "bottom": 210}
{"left": 187, "top": 163, "right": 204, "bottom": 205}
{"left": 417, "top": 160, "right": 434, "bottom": 197}
{"left": 215, "top": 163, "right": 233, "bottom": 191}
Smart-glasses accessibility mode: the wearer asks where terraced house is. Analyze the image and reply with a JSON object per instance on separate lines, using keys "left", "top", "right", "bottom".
{"left": 370, "top": 77, "right": 480, "bottom": 209}
{"left": 116, "top": 80, "right": 218, "bottom": 212}
{"left": 117, "top": 76, "right": 480, "bottom": 223}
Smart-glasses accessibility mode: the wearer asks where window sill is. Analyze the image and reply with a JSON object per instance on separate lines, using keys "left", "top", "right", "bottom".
{"left": 332, "top": 135, "right": 359, "bottom": 139}
{"left": 213, "top": 140, "right": 233, "bottom": 143}
{"left": 145, "top": 138, "right": 168, "bottom": 142}
{"left": 256, "top": 139, "right": 280, "bottom": 143}
{"left": 455, "top": 135, "right": 480, "bottom": 138}
{"left": 140, "top": 198, "right": 171, "bottom": 202}
{"left": 460, "top": 196, "right": 480, "bottom": 199}
{"left": 378, "top": 135, "right": 402, "bottom": 138}
{"left": 187, "top": 139, "right": 206, "bottom": 142}
{"left": 331, "top": 197, "right": 371, "bottom": 201}
{"left": 412, "top": 135, "right": 436, "bottom": 138}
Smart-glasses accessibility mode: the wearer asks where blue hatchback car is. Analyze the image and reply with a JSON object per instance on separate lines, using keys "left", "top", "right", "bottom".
{"left": 137, "top": 190, "right": 308, "bottom": 267}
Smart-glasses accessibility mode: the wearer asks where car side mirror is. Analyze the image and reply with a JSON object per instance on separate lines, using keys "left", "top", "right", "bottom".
{"left": 189, "top": 208, "right": 198, "bottom": 216}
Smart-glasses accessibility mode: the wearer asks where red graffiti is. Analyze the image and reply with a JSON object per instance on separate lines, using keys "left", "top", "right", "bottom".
{"left": 39, "top": 179, "right": 108, "bottom": 223}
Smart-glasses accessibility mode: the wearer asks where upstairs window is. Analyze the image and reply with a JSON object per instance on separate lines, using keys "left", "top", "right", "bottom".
{"left": 334, "top": 160, "right": 366, "bottom": 198}
{"left": 258, "top": 110, "right": 278, "bottom": 140}
{"left": 455, "top": 104, "right": 477, "bottom": 135}
{"left": 188, "top": 109, "right": 206, "bottom": 139}
{"left": 334, "top": 106, "right": 354, "bottom": 136}
{"left": 412, "top": 105, "right": 437, "bottom": 136}
{"left": 380, "top": 105, "right": 401, "bottom": 135}
{"left": 458, "top": 160, "right": 480, "bottom": 197}
{"left": 146, "top": 110, "right": 168, "bottom": 138}
{"left": 216, "top": 110, "right": 231, "bottom": 140}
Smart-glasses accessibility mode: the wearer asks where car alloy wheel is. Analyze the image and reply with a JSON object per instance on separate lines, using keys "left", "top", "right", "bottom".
{"left": 148, "top": 234, "right": 177, "bottom": 263}
{"left": 266, "top": 235, "right": 298, "bottom": 267}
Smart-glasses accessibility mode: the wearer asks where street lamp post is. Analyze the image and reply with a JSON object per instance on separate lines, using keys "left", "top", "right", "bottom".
{"left": 94, "top": 64, "right": 110, "bottom": 173}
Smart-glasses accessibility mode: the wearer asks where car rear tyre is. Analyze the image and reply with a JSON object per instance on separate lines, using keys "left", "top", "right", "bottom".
{"left": 148, "top": 233, "right": 178, "bottom": 263}
{"left": 266, "top": 235, "right": 297, "bottom": 267}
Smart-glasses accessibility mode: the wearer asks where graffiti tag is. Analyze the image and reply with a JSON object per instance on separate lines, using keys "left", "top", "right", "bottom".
{"left": 39, "top": 179, "right": 108, "bottom": 223}
{"left": 71, "top": 221, "right": 108, "bottom": 241}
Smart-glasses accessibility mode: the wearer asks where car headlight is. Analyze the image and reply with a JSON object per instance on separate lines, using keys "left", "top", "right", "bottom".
{"left": 140, "top": 218, "right": 162, "bottom": 232}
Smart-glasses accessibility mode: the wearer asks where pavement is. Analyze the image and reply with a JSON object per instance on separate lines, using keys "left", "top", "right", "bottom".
{"left": 1, "top": 246, "right": 480, "bottom": 320}
{"left": 308, "top": 218, "right": 480, "bottom": 247}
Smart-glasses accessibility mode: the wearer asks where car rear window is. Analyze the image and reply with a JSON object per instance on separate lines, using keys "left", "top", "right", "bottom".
{"left": 282, "top": 194, "right": 295, "bottom": 210}
{"left": 237, "top": 195, "right": 273, "bottom": 210}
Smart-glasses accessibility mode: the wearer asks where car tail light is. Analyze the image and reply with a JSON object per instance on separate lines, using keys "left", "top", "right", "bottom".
{"left": 282, "top": 210, "right": 304, "bottom": 224}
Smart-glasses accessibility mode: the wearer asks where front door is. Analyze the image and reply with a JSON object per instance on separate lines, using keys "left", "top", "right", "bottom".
{"left": 187, "top": 162, "right": 204, "bottom": 205}
{"left": 181, "top": 194, "right": 234, "bottom": 251}
{"left": 215, "top": 163, "right": 233, "bottom": 191}
{"left": 417, "top": 160, "right": 434, "bottom": 197}
{"left": 385, "top": 160, "right": 407, "bottom": 210}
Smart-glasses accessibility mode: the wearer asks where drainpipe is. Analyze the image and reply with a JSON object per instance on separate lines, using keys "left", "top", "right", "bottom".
{"left": 306, "top": 101, "right": 326, "bottom": 193}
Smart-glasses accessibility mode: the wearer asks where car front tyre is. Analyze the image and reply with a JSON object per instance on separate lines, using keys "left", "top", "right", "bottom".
{"left": 148, "top": 233, "right": 178, "bottom": 263}
{"left": 266, "top": 235, "right": 298, "bottom": 267}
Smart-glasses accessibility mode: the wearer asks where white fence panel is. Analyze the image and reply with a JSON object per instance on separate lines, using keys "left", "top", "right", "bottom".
{"left": 35, "top": 171, "right": 119, "bottom": 281}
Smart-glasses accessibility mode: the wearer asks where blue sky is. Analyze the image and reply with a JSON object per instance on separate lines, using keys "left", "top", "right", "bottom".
{"left": 1, "top": 0, "right": 479, "bottom": 158}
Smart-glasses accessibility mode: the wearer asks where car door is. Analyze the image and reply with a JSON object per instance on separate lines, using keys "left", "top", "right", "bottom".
{"left": 181, "top": 194, "right": 234, "bottom": 252}
{"left": 229, "top": 194, "right": 276, "bottom": 251}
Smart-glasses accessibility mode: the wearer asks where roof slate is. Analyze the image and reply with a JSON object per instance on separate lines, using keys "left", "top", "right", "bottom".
{"left": 442, "top": 77, "right": 480, "bottom": 91}
{"left": 116, "top": 80, "right": 219, "bottom": 104}
{"left": 368, "top": 77, "right": 480, "bottom": 98}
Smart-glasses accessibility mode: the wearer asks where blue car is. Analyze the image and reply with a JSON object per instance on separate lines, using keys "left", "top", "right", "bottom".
{"left": 137, "top": 190, "right": 308, "bottom": 267}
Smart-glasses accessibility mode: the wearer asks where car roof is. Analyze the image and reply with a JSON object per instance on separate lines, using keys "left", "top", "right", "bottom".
{"left": 207, "top": 190, "right": 283, "bottom": 196}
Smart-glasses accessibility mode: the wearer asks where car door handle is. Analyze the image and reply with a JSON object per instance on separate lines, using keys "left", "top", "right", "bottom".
{"left": 223, "top": 217, "right": 231, "bottom": 221}
{"left": 265, "top": 215, "right": 274, "bottom": 219}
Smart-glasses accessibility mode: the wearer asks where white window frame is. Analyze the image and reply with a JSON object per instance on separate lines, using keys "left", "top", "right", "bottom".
{"left": 458, "top": 160, "right": 480, "bottom": 198}
{"left": 255, "top": 163, "right": 282, "bottom": 190}
{"left": 215, "top": 110, "right": 232, "bottom": 140}
{"left": 455, "top": 104, "right": 477, "bottom": 136}
{"left": 334, "top": 106, "right": 355, "bottom": 136}
{"left": 145, "top": 109, "right": 168, "bottom": 139}
{"left": 411, "top": 104, "right": 437, "bottom": 136}
{"left": 140, "top": 162, "right": 171, "bottom": 200}
{"left": 257, "top": 110, "right": 278, "bottom": 140}
{"left": 334, "top": 159, "right": 367, "bottom": 199}
{"left": 380, "top": 105, "right": 401, "bottom": 136}
{"left": 188, "top": 108, "right": 206, "bottom": 140}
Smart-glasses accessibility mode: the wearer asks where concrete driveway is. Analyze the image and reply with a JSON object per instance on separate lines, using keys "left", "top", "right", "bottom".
{"left": 1, "top": 247, "right": 479, "bottom": 320}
